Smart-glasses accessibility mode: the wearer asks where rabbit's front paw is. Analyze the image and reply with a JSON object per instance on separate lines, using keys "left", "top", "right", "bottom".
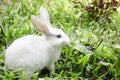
{"left": 50, "top": 69, "right": 55, "bottom": 75}
{"left": 47, "top": 64, "right": 55, "bottom": 75}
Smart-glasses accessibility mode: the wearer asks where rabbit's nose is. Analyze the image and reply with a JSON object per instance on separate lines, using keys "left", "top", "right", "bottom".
{"left": 67, "top": 38, "right": 70, "bottom": 45}
{"left": 64, "top": 37, "right": 70, "bottom": 45}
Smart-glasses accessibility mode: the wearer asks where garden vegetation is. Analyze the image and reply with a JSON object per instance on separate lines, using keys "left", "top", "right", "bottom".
{"left": 0, "top": 0, "right": 120, "bottom": 80}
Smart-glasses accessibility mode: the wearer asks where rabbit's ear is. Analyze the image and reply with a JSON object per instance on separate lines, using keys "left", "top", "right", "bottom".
{"left": 39, "top": 7, "right": 52, "bottom": 27}
{"left": 30, "top": 15, "right": 51, "bottom": 34}
{"left": 39, "top": 7, "right": 50, "bottom": 22}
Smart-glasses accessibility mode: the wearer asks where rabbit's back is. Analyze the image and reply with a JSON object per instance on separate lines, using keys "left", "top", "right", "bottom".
{"left": 5, "top": 35, "right": 50, "bottom": 71}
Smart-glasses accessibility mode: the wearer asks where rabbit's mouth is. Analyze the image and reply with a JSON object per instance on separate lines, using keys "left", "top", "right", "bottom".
{"left": 63, "top": 39, "right": 70, "bottom": 46}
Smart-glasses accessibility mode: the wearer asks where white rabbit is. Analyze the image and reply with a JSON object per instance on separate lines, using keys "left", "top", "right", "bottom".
{"left": 5, "top": 7, "right": 70, "bottom": 79}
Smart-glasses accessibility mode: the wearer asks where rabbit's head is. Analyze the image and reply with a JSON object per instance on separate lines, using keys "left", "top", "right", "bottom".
{"left": 30, "top": 7, "right": 70, "bottom": 47}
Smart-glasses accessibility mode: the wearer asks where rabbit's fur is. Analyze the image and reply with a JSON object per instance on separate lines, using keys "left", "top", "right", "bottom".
{"left": 5, "top": 7, "right": 70, "bottom": 79}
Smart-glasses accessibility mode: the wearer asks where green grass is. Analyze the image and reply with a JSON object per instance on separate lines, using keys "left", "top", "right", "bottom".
{"left": 0, "top": 0, "right": 120, "bottom": 80}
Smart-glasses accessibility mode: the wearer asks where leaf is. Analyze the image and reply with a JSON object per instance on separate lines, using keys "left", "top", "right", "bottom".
{"left": 114, "top": 44, "right": 120, "bottom": 53}
{"left": 98, "top": 61, "right": 112, "bottom": 66}
{"left": 78, "top": 53, "right": 91, "bottom": 69}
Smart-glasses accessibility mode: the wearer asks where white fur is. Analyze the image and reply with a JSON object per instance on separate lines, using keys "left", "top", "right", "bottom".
{"left": 5, "top": 7, "right": 70, "bottom": 79}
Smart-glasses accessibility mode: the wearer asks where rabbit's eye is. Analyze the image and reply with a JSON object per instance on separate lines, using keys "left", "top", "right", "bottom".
{"left": 56, "top": 34, "right": 61, "bottom": 38}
